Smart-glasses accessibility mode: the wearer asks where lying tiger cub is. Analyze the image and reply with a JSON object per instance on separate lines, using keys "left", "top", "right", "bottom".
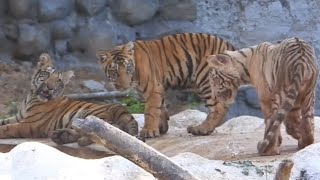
{"left": 0, "top": 53, "right": 139, "bottom": 146}
{"left": 206, "top": 37, "right": 318, "bottom": 155}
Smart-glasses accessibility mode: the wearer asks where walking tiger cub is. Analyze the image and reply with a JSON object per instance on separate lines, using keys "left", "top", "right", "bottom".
{"left": 0, "top": 53, "right": 139, "bottom": 146}
{"left": 97, "top": 33, "right": 235, "bottom": 138}
{"left": 206, "top": 37, "right": 319, "bottom": 155}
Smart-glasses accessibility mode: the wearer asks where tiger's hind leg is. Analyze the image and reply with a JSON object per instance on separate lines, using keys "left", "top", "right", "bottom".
{"left": 50, "top": 128, "right": 82, "bottom": 145}
{"left": 298, "top": 90, "right": 315, "bottom": 149}
{"left": 159, "top": 100, "right": 169, "bottom": 134}
{"left": 257, "top": 90, "right": 297, "bottom": 156}
{"left": 260, "top": 100, "right": 283, "bottom": 150}
{"left": 284, "top": 108, "right": 301, "bottom": 140}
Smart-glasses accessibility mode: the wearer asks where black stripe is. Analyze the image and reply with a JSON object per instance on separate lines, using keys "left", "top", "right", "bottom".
{"left": 238, "top": 50, "right": 247, "bottom": 58}
{"left": 173, "top": 53, "right": 184, "bottom": 82}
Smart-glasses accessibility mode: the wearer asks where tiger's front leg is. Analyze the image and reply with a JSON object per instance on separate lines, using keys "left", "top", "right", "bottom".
{"left": 140, "top": 89, "right": 166, "bottom": 138}
{"left": 0, "top": 122, "right": 34, "bottom": 138}
{"left": 187, "top": 101, "right": 229, "bottom": 135}
{"left": 0, "top": 123, "right": 21, "bottom": 138}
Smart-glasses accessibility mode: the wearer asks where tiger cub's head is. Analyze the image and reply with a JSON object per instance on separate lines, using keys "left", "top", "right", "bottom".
{"left": 32, "top": 53, "right": 74, "bottom": 102}
{"left": 206, "top": 54, "right": 241, "bottom": 105}
{"left": 96, "top": 41, "right": 135, "bottom": 91}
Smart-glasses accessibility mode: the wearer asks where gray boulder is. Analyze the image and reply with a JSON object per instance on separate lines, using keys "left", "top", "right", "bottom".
{"left": 14, "top": 24, "right": 51, "bottom": 58}
{"left": 50, "top": 20, "right": 74, "bottom": 40}
{"left": 243, "top": 86, "right": 260, "bottom": 109}
{"left": 69, "top": 21, "right": 114, "bottom": 59}
{"left": 54, "top": 40, "right": 69, "bottom": 56}
{"left": 0, "top": 0, "right": 8, "bottom": 16}
{"left": 2, "top": 24, "right": 19, "bottom": 41}
{"left": 290, "top": 143, "right": 320, "bottom": 179}
{"left": 38, "top": 0, "right": 73, "bottom": 22}
{"left": 110, "top": 0, "right": 159, "bottom": 25}
{"left": 0, "top": 28, "right": 5, "bottom": 46}
{"left": 159, "top": 0, "right": 197, "bottom": 21}
{"left": 76, "top": 0, "right": 108, "bottom": 16}
{"left": 8, "top": 0, "right": 37, "bottom": 19}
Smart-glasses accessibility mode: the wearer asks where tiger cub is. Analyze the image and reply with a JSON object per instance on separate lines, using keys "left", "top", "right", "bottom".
{"left": 206, "top": 37, "right": 318, "bottom": 155}
{"left": 0, "top": 53, "right": 139, "bottom": 146}
{"left": 97, "top": 33, "right": 235, "bottom": 138}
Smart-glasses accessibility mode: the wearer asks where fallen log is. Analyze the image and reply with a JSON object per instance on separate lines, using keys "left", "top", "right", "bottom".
{"left": 71, "top": 116, "right": 199, "bottom": 180}
{"left": 66, "top": 91, "right": 129, "bottom": 100}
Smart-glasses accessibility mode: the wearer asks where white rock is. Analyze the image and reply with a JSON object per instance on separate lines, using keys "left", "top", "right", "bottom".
{"left": 216, "top": 116, "right": 264, "bottom": 134}
{"left": 172, "top": 152, "right": 276, "bottom": 180}
{"left": 169, "top": 109, "right": 207, "bottom": 129}
{"left": 133, "top": 114, "right": 145, "bottom": 130}
{"left": 0, "top": 142, "right": 278, "bottom": 180}
{"left": 0, "top": 142, "right": 154, "bottom": 180}
{"left": 290, "top": 143, "right": 320, "bottom": 179}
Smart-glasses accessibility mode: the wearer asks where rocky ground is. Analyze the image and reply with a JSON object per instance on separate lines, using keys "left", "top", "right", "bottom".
{"left": 0, "top": 110, "right": 319, "bottom": 179}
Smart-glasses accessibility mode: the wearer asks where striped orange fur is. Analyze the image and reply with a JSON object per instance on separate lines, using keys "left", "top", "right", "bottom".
{"left": 207, "top": 37, "right": 319, "bottom": 155}
{"left": 0, "top": 54, "right": 139, "bottom": 146}
{"left": 97, "top": 33, "right": 235, "bottom": 138}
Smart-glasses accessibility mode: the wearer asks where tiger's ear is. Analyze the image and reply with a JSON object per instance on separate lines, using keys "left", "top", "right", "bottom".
{"left": 96, "top": 50, "right": 107, "bottom": 64}
{"left": 207, "top": 54, "right": 230, "bottom": 67}
{"left": 38, "top": 53, "right": 53, "bottom": 69}
{"left": 61, "top": 70, "right": 75, "bottom": 84}
{"left": 123, "top": 41, "right": 134, "bottom": 54}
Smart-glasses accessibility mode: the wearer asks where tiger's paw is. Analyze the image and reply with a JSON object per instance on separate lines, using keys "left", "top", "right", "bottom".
{"left": 140, "top": 127, "right": 160, "bottom": 138}
{"left": 257, "top": 140, "right": 280, "bottom": 156}
{"left": 187, "top": 125, "right": 214, "bottom": 136}
{"left": 298, "top": 136, "right": 314, "bottom": 149}
{"left": 77, "top": 137, "right": 93, "bottom": 146}
{"left": 50, "top": 129, "right": 81, "bottom": 145}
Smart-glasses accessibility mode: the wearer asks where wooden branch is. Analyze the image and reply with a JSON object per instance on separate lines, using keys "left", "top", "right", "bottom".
{"left": 71, "top": 116, "right": 199, "bottom": 180}
{"left": 65, "top": 91, "right": 129, "bottom": 100}
{"left": 65, "top": 88, "right": 203, "bottom": 101}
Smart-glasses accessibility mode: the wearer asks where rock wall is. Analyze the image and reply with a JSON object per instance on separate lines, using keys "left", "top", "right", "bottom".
{"left": 0, "top": 0, "right": 320, "bottom": 117}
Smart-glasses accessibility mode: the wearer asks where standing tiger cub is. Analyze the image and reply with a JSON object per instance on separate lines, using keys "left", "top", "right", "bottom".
{"left": 97, "top": 33, "right": 235, "bottom": 138}
{"left": 0, "top": 53, "right": 139, "bottom": 146}
{"left": 206, "top": 37, "right": 319, "bottom": 155}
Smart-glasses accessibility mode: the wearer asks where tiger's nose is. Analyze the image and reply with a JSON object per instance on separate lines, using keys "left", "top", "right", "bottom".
{"left": 47, "top": 84, "right": 54, "bottom": 91}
